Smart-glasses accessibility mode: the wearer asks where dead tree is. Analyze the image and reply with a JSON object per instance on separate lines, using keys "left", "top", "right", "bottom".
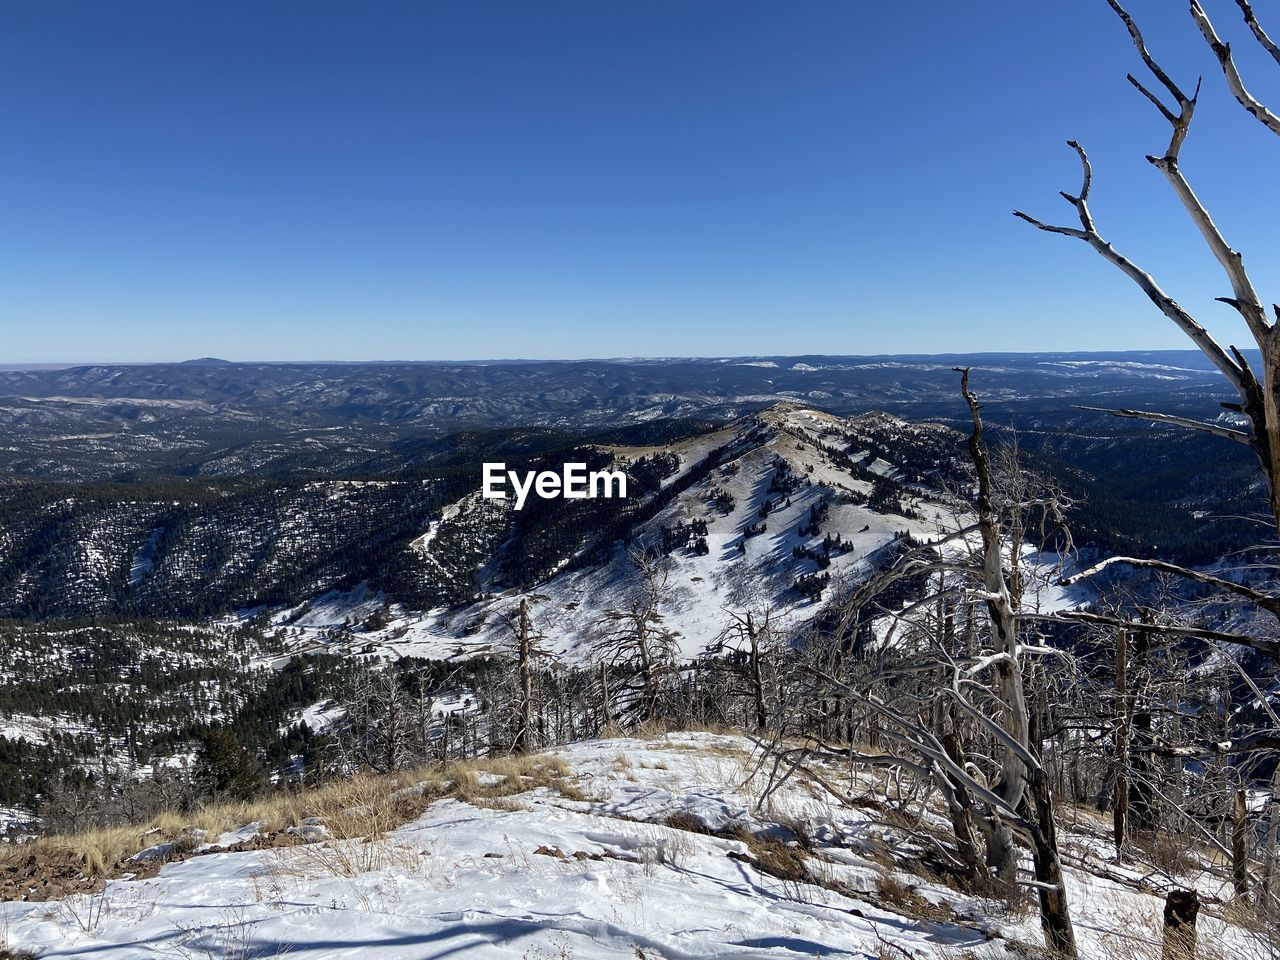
{"left": 960, "top": 370, "right": 1034, "bottom": 826}
{"left": 1017, "top": 7, "right": 1280, "bottom": 909}
{"left": 1013, "top": 2, "right": 1280, "bottom": 792}
{"left": 716, "top": 606, "right": 783, "bottom": 732}
{"left": 1018, "top": 0, "right": 1280, "bottom": 541}
{"left": 598, "top": 661, "right": 615, "bottom": 730}
{"left": 767, "top": 372, "right": 1079, "bottom": 956}
{"left": 1263, "top": 767, "right": 1280, "bottom": 917}
{"left": 1162, "top": 889, "right": 1200, "bottom": 960}
{"left": 595, "top": 552, "right": 680, "bottom": 726}
{"left": 497, "top": 595, "right": 556, "bottom": 753}
{"left": 334, "top": 665, "right": 414, "bottom": 774}
{"left": 1234, "top": 787, "right": 1251, "bottom": 898}
{"left": 959, "top": 369, "right": 1076, "bottom": 956}
{"left": 1114, "top": 626, "right": 1132, "bottom": 855}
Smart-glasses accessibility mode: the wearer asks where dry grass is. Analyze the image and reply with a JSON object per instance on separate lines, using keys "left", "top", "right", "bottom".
{"left": 4, "top": 751, "right": 580, "bottom": 882}
{"left": 741, "top": 833, "right": 808, "bottom": 883}
{"left": 663, "top": 811, "right": 710, "bottom": 835}
{"left": 637, "top": 823, "right": 697, "bottom": 875}
{"left": 633, "top": 719, "right": 675, "bottom": 739}
{"left": 1213, "top": 903, "right": 1280, "bottom": 960}
{"left": 264, "top": 830, "right": 426, "bottom": 882}
{"left": 597, "top": 721, "right": 627, "bottom": 740}
{"left": 875, "top": 873, "right": 914, "bottom": 907}
{"left": 442, "top": 753, "right": 573, "bottom": 805}
{"left": 875, "top": 937, "right": 921, "bottom": 960}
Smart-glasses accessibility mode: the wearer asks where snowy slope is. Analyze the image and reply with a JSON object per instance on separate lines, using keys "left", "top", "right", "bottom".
{"left": 253, "top": 404, "right": 1089, "bottom": 671}
{"left": 2, "top": 734, "right": 1261, "bottom": 960}
{"left": 254, "top": 406, "right": 952, "bottom": 663}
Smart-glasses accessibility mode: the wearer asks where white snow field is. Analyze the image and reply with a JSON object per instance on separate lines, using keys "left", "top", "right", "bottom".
{"left": 2, "top": 734, "right": 1262, "bottom": 960}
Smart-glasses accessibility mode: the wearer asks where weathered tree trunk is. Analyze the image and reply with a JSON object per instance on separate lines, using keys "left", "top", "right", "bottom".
{"left": 1129, "top": 628, "right": 1158, "bottom": 833}
{"left": 959, "top": 371, "right": 1076, "bottom": 956}
{"left": 1232, "top": 787, "right": 1251, "bottom": 899}
{"left": 1161, "top": 889, "right": 1199, "bottom": 960}
{"left": 1263, "top": 768, "right": 1280, "bottom": 912}
{"left": 1029, "top": 771, "right": 1078, "bottom": 958}
{"left": 959, "top": 370, "right": 1032, "bottom": 886}
{"left": 384, "top": 688, "right": 400, "bottom": 773}
{"left": 514, "top": 598, "right": 534, "bottom": 754}
{"left": 974, "top": 815, "right": 1017, "bottom": 886}
{"left": 746, "top": 613, "right": 768, "bottom": 731}
{"left": 1259, "top": 339, "right": 1280, "bottom": 539}
{"left": 1114, "top": 628, "right": 1130, "bottom": 856}
{"left": 941, "top": 730, "right": 983, "bottom": 881}
{"left": 636, "top": 623, "right": 656, "bottom": 724}
{"left": 1027, "top": 669, "right": 1078, "bottom": 957}
{"left": 960, "top": 370, "right": 1032, "bottom": 823}
{"left": 599, "top": 662, "right": 613, "bottom": 729}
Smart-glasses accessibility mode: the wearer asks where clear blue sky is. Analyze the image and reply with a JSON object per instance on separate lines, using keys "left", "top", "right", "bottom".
{"left": 3, "top": 0, "right": 1278, "bottom": 362}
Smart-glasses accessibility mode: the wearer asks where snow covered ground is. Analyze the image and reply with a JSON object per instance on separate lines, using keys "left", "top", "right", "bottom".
{"left": 2, "top": 734, "right": 1262, "bottom": 960}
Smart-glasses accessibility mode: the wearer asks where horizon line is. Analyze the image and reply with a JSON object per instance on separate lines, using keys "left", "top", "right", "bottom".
{"left": 0, "top": 347, "right": 1246, "bottom": 369}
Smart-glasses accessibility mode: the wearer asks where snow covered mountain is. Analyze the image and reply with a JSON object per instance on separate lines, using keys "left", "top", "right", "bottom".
{"left": 259, "top": 403, "right": 1079, "bottom": 667}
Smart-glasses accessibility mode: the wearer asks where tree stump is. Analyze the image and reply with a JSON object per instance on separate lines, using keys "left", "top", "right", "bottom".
{"left": 1161, "top": 889, "right": 1199, "bottom": 960}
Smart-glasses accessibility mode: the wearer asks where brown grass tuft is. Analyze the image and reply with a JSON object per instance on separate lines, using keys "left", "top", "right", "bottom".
{"left": 742, "top": 834, "right": 808, "bottom": 883}
{"left": 3, "top": 749, "right": 584, "bottom": 897}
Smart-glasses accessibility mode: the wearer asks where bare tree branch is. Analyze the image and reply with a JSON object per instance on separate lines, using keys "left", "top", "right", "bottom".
{"left": 1191, "top": 0, "right": 1280, "bottom": 136}
{"left": 1127, "top": 72, "right": 1178, "bottom": 124}
{"left": 1234, "top": 0, "right": 1280, "bottom": 66}
{"left": 1075, "top": 404, "right": 1252, "bottom": 443}
{"left": 803, "top": 665, "right": 1033, "bottom": 830}
{"left": 1107, "top": 0, "right": 1194, "bottom": 104}
{"left": 1014, "top": 142, "right": 1245, "bottom": 394}
{"left": 1146, "top": 150, "right": 1271, "bottom": 339}
{"left": 1021, "top": 609, "right": 1280, "bottom": 659}
{"left": 957, "top": 367, "right": 1032, "bottom": 814}
{"left": 1138, "top": 730, "right": 1280, "bottom": 756}
{"left": 1102, "top": 2, "right": 1274, "bottom": 340}
{"left": 1107, "top": 0, "right": 1200, "bottom": 155}
{"left": 1060, "top": 554, "right": 1280, "bottom": 618}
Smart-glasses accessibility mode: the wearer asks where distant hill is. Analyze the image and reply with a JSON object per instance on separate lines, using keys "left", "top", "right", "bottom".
{"left": 0, "top": 353, "right": 1261, "bottom": 566}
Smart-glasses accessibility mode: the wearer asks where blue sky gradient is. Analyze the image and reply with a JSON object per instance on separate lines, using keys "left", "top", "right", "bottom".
{"left": 3, "top": 1, "right": 1279, "bottom": 361}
